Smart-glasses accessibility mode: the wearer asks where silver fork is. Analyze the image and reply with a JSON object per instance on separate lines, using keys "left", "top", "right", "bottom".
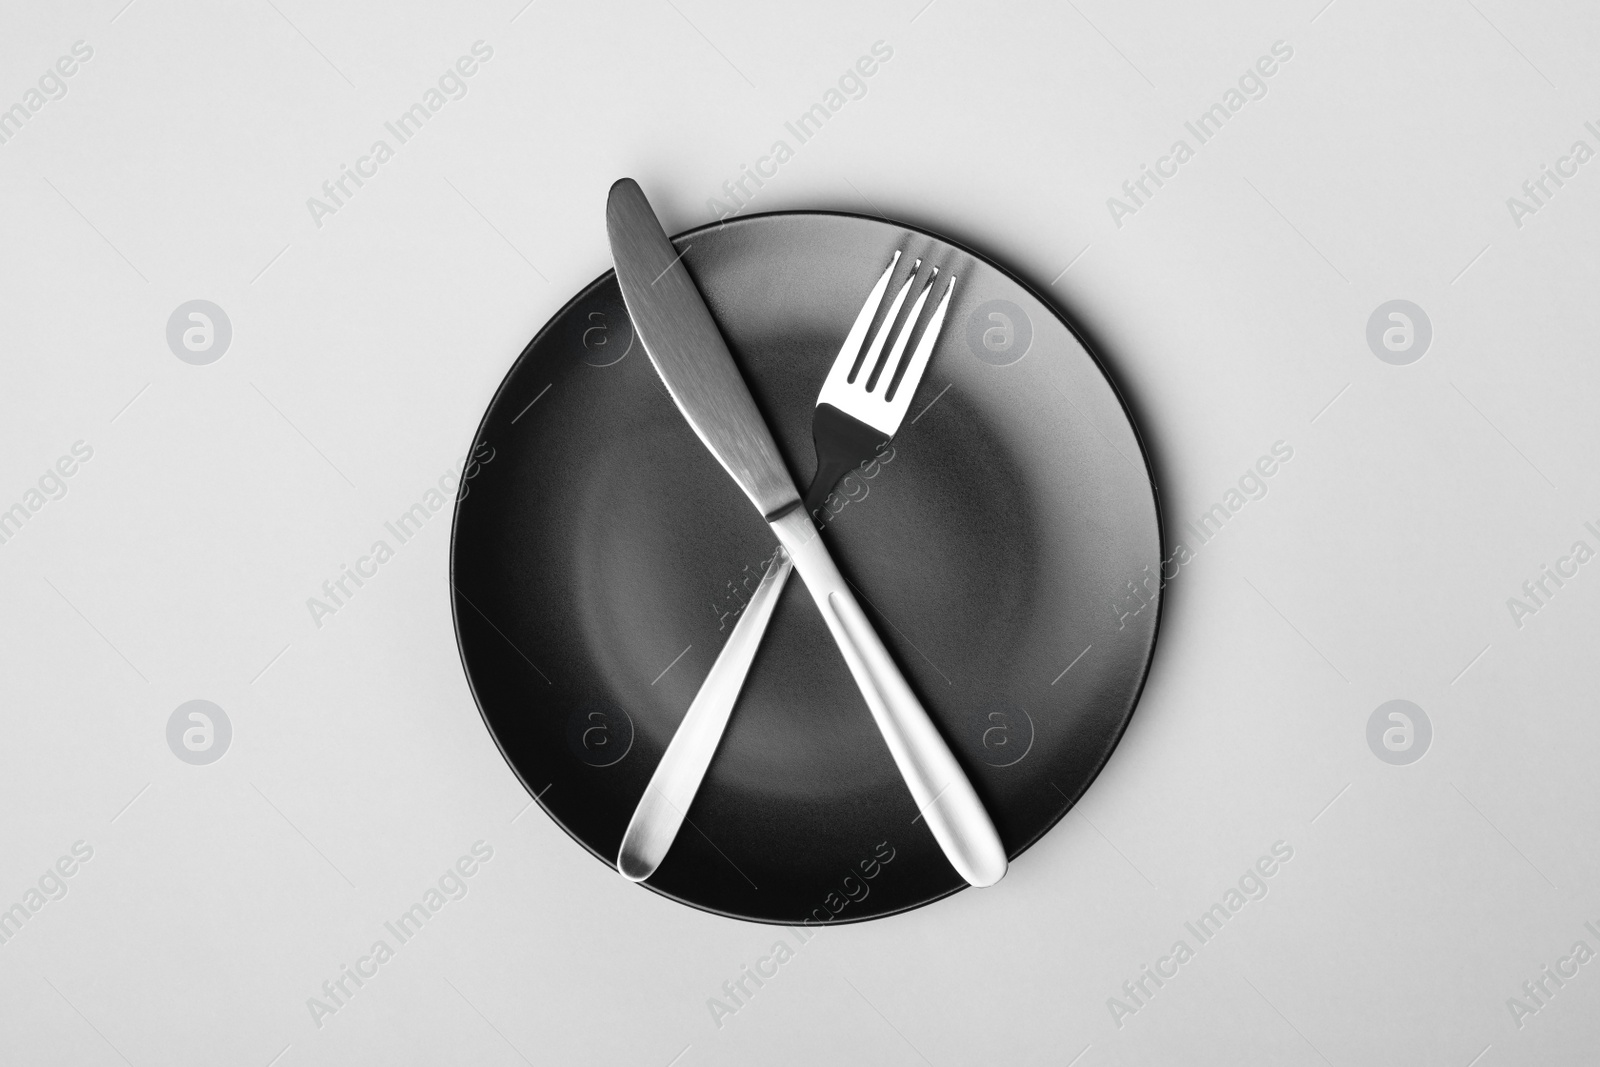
{"left": 618, "top": 251, "right": 978, "bottom": 884}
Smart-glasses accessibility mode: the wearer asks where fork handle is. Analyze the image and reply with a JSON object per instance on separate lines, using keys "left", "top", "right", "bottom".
{"left": 805, "top": 404, "right": 888, "bottom": 516}
{"left": 617, "top": 547, "right": 792, "bottom": 882}
{"left": 617, "top": 505, "right": 1007, "bottom": 887}
{"left": 769, "top": 507, "right": 1008, "bottom": 888}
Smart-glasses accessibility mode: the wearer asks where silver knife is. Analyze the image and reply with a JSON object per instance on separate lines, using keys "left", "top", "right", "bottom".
{"left": 606, "top": 177, "right": 1007, "bottom": 888}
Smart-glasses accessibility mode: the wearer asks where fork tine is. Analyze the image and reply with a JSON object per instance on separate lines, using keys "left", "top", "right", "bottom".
{"left": 883, "top": 273, "right": 955, "bottom": 417}
{"left": 816, "top": 252, "right": 951, "bottom": 440}
{"left": 873, "top": 267, "right": 938, "bottom": 394}
{"left": 853, "top": 258, "right": 921, "bottom": 385}
{"left": 819, "top": 251, "right": 899, "bottom": 398}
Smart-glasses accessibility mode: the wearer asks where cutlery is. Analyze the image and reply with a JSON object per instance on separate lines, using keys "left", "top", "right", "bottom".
{"left": 606, "top": 177, "right": 1007, "bottom": 889}
{"left": 618, "top": 248, "right": 952, "bottom": 882}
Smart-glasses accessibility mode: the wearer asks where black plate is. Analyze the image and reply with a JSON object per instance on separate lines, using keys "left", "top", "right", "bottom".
{"left": 451, "top": 211, "right": 1160, "bottom": 924}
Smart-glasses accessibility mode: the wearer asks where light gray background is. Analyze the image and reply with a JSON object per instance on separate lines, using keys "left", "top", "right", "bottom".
{"left": 1, "top": 0, "right": 1596, "bottom": 1064}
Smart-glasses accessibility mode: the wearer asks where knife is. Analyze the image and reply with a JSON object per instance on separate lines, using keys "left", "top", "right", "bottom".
{"left": 606, "top": 177, "right": 1006, "bottom": 888}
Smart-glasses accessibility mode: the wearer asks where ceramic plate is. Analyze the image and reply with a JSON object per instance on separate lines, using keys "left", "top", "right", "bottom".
{"left": 451, "top": 211, "right": 1161, "bottom": 924}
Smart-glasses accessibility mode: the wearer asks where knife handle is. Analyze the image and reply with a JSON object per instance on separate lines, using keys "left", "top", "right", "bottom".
{"left": 769, "top": 508, "right": 1008, "bottom": 888}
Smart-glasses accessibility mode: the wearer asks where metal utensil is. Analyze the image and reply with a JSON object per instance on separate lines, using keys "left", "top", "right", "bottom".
{"left": 606, "top": 177, "right": 1006, "bottom": 889}
{"left": 618, "top": 249, "right": 956, "bottom": 883}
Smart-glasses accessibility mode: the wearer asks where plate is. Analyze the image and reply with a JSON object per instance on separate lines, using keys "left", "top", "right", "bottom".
{"left": 451, "top": 211, "right": 1161, "bottom": 924}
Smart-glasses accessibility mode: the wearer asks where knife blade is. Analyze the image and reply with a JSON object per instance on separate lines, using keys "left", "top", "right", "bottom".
{"left": 605, "top": 178, "right": 798, "bottom": 523}
{"left": 605, "top": 177, "right": 1007, "bottom": 888}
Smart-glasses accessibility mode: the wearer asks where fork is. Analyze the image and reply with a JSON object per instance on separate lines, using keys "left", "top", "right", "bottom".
{"left": 618, "top": 250, "right": 993, "bottom": 884}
